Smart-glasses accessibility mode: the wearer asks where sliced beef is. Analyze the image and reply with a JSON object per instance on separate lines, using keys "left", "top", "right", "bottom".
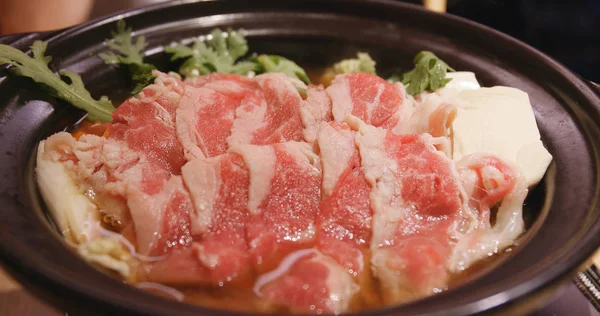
{"left": 147, "top": 141, "right": 322, "bottom": 285}
{"left": 355, "top": 124, "right": 463, "bottom": 303}
{"left": 316, "top": 122, "right": 372, "bottom": 276}
{"left": 228, "top": 73, "right": 305, "bottom": 147}
{"left": 255, "top": 249, "right": 358, "bottom": 314}
{"left": 177, "top": 74, "right": 261, "bottom": 160}
{"left": 110, "top": 71, "right": 186, "bottom": 174}
{"left": 178, "top": 153, "right": 253, "bottom": 284}
{"left": 127, "top": 175, "right": 193, "bottom": 256}
{"left": 176, "top": 86, "right": 241, "bottom": 160}
{"left": 327, "top": 72, "right": 404, "bottom": 128}
{"left": 232, "top": 142, "right": 322, "bottom": 272}
{"left": 178, "top": 73, "right": 307, "bottom": 160}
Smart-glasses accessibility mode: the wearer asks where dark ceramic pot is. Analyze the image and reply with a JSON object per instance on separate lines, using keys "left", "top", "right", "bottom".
{"left": 1, "top": 0, "right": 600, "bottom": 315}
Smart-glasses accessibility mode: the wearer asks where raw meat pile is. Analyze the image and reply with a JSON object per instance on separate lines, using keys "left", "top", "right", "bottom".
{"left": 39, "top": 71, "right": 529, "bottom": 314}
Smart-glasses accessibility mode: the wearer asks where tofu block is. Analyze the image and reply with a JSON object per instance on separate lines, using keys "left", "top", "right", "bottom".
{"left": 452, "top": 86, "right": 552, "bottom": 187}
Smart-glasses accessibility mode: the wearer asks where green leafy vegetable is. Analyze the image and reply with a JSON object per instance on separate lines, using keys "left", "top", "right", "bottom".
{"left": 0, "top": 41, "right": 115, "bottom": 122}
{"left": 397, "top": 51, "right": 454, "bottom": 96}
{"left": 165, "top": 28, "right": 310, "bottom": 84}
{"left": 254, "top": 55, "right": 310, "bottom": 84}
{"left": 129, "top": 63, "right": 155, "bottom": 95}
{"left": 333, "top": 52, "right": 376, "bottom": 75}
{"left": 99, "top": 20, "right": 156, "bottom": 94}
{"left": 165, "top": 28, "right": 256, "bottom": 78}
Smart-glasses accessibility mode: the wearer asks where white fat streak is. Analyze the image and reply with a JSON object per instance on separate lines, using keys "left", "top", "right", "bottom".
{"left": 227, "top": 95, "right": 268, "bottom": 148}
{"left": 364, "top": 82, "right": 385, "bottom": 120}
{"left": 388, "top": 82, "right": 414, "bottom": 134}
{"left": 349, "top": 118, "right": 405, "bottom": 251}
{"left": 349, "top": 117, "right": 394, "bottom": 186}
{"left": 230, "top": 145, "right": 276, "bottom": 215}
{"left": 300, "top": 87, "right": 331, "bottom": 145}
{"left": 176, "top": 86, "right": 208, "bottom": 160}
{"left": 254, "top": 73, "right": 303, "bottom": 110}
{"left": 182, "top": 158, "right": 221, "bottom": 234}
{"left": 151, "top": 100, "right": 174, "bottom": 128}
{"left": 327, "top": 75, "right": 353, "bottom": 123}
{"left": 299, "top": 104, "right": 319, "bottom": 144}
{"left": 137, "top": 282, "right": 185, "bottom": 302}
{"left": 279, "top": 141, "right": 321, "bottom": 172}
{"left": 253, "top": 248, "right": 317, "bottom": 297}
{"left": 255, "top": 72, "right": 307, "bottom": 94}
{"left": 317, "top": 122, "right": 355, "bottom": 196}
{"left": 203, "top": 80, "right": 247, "bottom": 95}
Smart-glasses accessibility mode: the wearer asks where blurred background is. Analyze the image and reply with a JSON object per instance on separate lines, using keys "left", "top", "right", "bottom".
{"left": 0, "top": 0, "right": 599, "bottom": 81}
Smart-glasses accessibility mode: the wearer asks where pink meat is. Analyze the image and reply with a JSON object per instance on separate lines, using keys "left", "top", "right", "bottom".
{"left": 176, "top": 86, "right": 240, "bottom": 160}
{"left": 355, "top": 126, "right": 463, "bottom": 302}
{"left": 255, "top": 250, "right": 358, "bottom": 314}
{"left": 177, "top": 74, "right": 260, "bottom": 160}
{"left": 110, "top": 71, "right": 186, "bottom": 174}
{"left": 227, "top": 73, "right": 305, "bottom": 148}
{"left": 316, "top": 122, "right": 372, "bottom": 275}
{"left": 232, "top": 142, "right": 321, "bottom": 272}
{"left": 180, "top": 153, "right": 252, "bottom": 284}
{"left": 127, "top": 175, "right": 193, "bottom": 256}
{"left": 179, "top": 73, "right": 307, "bottom": 159}
{"left": 327, "top": 72, "right": 403, "bottom": 128}
{"left": 143, "top": 242, "right": 249, "bottom": 286}
{"left": 146, "top": 141, "right": 322, "bottom": 285}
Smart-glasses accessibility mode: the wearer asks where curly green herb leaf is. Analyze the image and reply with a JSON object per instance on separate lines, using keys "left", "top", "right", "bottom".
{"left": 99, "top": 20, "right": 156, "bottom": 94}
{"left": 398, "top": 51, "right": 455, "bottom": 96}
{"left": 0, "top": 41, "right": 115, "bottom": 122}
{"left": 333, "top": 52, "right": 376, "bottom": 75}
{"left": 255, "top": 55, "right": 310, "bottom": 84}
{"left": 165, "top": 28, "right": 254, "bottom": 77}
{"left": 130, "top": 63, "right": 156, "bottom": 95}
